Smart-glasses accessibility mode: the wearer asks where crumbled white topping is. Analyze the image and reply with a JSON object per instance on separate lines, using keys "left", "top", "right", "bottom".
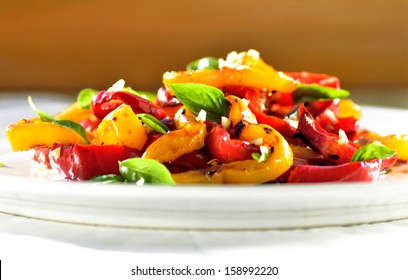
{"left": 247, "top": 49, "right": 260, "bottom": 59}
{"left": 219, "top": 49, "right": 260, "bottom": 70}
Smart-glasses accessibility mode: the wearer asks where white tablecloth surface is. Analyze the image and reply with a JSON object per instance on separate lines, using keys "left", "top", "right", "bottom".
{"left": 1, "top": 211, "right": 408, "bottom": 280}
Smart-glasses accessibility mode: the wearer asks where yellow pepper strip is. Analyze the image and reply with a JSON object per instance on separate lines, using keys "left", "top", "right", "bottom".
{"left": 92, "top": 104, "right": 147, "bottom": 150}
{"left": 173, "top": 123, "right": 293, "bottom": 184}
{"left": 377, "top": 134, "right": 408, "bottom": 161}
{"left": 142, "top": 107, "right": 207, "bottom": 162}
{"left": 5, "top": 119, "right": 89, "bottom": 152}
{"left": 337, "top": 99, "right": 362, "bottom": 119}
{"left": 226, "top": 95, "right": 257, "bottom": 126}
{"left": 163, "top": 49, "right": 298, "bottom": 94}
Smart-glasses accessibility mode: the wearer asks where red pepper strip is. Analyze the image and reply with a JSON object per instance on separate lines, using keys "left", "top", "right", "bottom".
{"left": 314, "top": 101, "right": 360, "bottom": 140}
{"left": 295, "top": 105, "right": 358, "bottom": 165}
{"left": 287, "top": 153, "right": 397, "bottom": 183}
{"left": 33, "top": 144, "right": 141, "bottom": 180}
{"left": 91, "top": 90, "right": 167, "bottom": 120}
{"left": 243, "top": 89, "right": 297, "bottom": 138}
{"left": 165, "top": 149, "right": 211, "bottom": 174}
{"left": 316, "top": 114, "right": 360, "bottom": 139}
{"left": 206, "top": 125, "right": 259, "bottom": 163}
{"left": 288, "top": 161, "right": 380, "bottom": 183}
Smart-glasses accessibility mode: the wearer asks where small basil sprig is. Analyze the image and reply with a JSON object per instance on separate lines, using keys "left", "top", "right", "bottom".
{"left": 292, "top": 84, "right": 350, "bottom": 104}
{"left": 119, "top": 158, "right": 175, "bottom": 185}
{"left": 77, "top": 88, "right": 98, "bottom": 109}
{"left": 351, "top": 143, "right": 396, "bottom": 162}
{"left": 170, "top": 83, "right": 230, "bottom": 123}
{"left": 90, "top": 174, "right": 125, "bottom": 183}
{"left": 28, "top": 96, "right": 90, "bottom": 144}
{"left": 187, "top": 56, "right": 220, "bottom": 70}
{"left": 137, "top": 114, "right": 169, "bottom": 134}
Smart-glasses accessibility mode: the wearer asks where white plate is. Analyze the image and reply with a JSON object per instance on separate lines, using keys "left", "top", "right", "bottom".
{"left": 0, "top": 94, "right": 407, "bottom": 230}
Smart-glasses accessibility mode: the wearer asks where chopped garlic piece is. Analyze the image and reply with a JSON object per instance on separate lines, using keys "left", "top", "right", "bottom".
{"left": 108, "top": 79, "right": 125, "bottom": 92}
{"left": 196, "top": 109, "right": 207, "bottom": 122}
{"left": 242, "top": 108, "right": 258, "bottom": 124}
{"left": 324, "top": 110, "right": 338, "bottom": 124}
{"left": 241, "top": 98, "right": 250, "bottom": 106}
{"left": 258, "top": 145, "right": 271, "bottom": 162}
{"left": 221, "top": 116, "right": 231, "bottom": 130}
{"left": 250, "top": 138, "right": 263, "bottom": 146}
{"left": 338, "top": 129, "right": 349, "bottom": 144}
{"left": 136, "top": 177, "right": 145, "bottom": 186}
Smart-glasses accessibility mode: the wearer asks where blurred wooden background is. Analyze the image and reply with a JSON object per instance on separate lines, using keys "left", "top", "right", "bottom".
{"left": 0, "top": 0, "right": 407, "bottom": 94}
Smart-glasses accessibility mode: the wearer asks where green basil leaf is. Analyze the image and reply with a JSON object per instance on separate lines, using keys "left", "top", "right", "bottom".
{"left": 292, "top": 84, "right": 350, "bottom": 104}
{"left": 28, "top": 96, "right": 56, "bottom": 122}
{"left": 170, "top": 83, "right": 230, "bottom": 123}
{"left": 28, "top": 96, "right": 90, "bottom": 144}
{"left": 53, "top": 120, "right": 91, "bottom": 144}
{"left": 187, "top": 56, "right": 220, "bottom": 70}
{"left": 351, "top": 143, "right": 396, "bottom": 162}
{"left": 137, "top": 113, "right": 169, "bottom": 134}
{"left": 90, "top": 174, "right": 125, "bottom": 183}
{"left": 119, "top": 158, "right": 175, "bottom": 185}
{"left": 0, "top": 162, "right": 5, "bottom": 168}
{"left": 77, "top": 88, "right": 98, "bottom": 109}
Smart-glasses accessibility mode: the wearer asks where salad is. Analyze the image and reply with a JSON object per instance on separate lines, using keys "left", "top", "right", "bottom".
{"left": 4, "top": 50, "right": 408, "bottom": 185}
